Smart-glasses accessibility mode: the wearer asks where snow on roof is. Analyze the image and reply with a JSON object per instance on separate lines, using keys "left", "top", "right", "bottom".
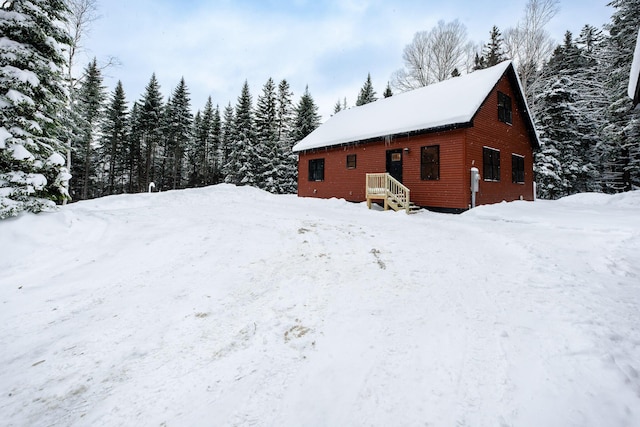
{"left": 629, "top": 27, "right": 640, "bottom": 106}
{"left": 293, "top": 61, "right": 513, "bottom": 152}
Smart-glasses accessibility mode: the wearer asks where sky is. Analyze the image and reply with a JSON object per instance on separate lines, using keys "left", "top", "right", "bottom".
{"left": 79, "top": 0, "right": 613, "bottom": 121}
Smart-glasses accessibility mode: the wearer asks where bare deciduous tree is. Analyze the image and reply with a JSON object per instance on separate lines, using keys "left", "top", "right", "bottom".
{"left": 65, "top": 0, "right": 99, "bottom": 90}
{"left": 392, "top": 20, "right": 473, "bottom": 92}
{"left": 503, "top": 0, "right": 560, "bottom": 102}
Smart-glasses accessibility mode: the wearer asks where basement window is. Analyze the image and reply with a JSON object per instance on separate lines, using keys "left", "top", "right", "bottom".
{"left": 308, "top": 158, "right": 324, "bottom": 181}
{"left": 498, "top": 91, "right": 512, "bottom": 125}
{"left": 512, "top": 154, "right": 525, "bottom": 184}
{"left": 483, "top": 147, "right": 500, "bottom": 181}
{"left": 420, "top": 145, "right": 439, "bottom": 180}
{"left": 346, "top": 154, "right": 356, "bottom": 169}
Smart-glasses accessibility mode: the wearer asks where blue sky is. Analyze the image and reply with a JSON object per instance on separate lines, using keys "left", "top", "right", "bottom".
{"left": 81, "top": 0, "right": 612, "bottom": 120}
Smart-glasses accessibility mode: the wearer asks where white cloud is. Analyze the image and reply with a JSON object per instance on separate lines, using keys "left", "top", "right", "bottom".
{"left": 82, "top": 0, "right": 612, "bottom": 121}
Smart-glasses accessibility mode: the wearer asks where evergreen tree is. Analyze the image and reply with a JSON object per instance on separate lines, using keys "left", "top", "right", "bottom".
{"left": 356, "top": 73, "right": 377, "bottom": 106}
{"left": 127, "top": 101, "right": 143, "bottom": 193}
{"left": 292, "top": 86, "right": 321, "bottom": 143}
{"left": 276, "top": 79, "right": 297, "bottom": 193}
{"left": 138, "top": 74, "right": 164, "bottom": 192}
{"left": 0, "top": 0, "right": 73, "bottom": 217}
{"left": 189, "top": 109, "right": 203, "bottom": 186}
{"left": 210, "top": 105, "right": 222, "bottom": 184}
{"left": 165, "top": 78, "right": 192, "bottom": 190}
{"left": 158, "top": 95, "right": 172, "bottom": 190}
{"left": 333, "top": 99, "right": 343, "bottom": 115}
{"left": 383, "top": 82, "right": 393, "bottom": 98}
{"left": 219, "top": 102, "right": 235, "bottom": 183}
{"left": 255, "top": 77, "right": 281, "bottom": 193}
{"left": 533, "top": 30, "right": 603, "bottom": 198}
{"left": 276, "top": 79, "right": 294, "bottom": 146}
{"left": 473, "top": 52, "right": 487, "bottom": 71}
{"left": 534, "top": 75, "right": 584, "bottom": 198}
{"left": 474, "top": 26, "right": 505, "bottom": 71}
{"left": 100, "top": 81, "right": 128, "bottom": 195}
{"left": 72, "top": 58, "right": 106, "bottom": 200}
{"left": 483, "top": 26, "right": 506, "bottom": 67}
{"left": 189, "top": 96, "right": 216, "bottom": 186}
{"left": 225, "top": 81, "right": 256, "bottom": 186}
{"left": 600, "top": 0, "right": 640, "bottom": 192}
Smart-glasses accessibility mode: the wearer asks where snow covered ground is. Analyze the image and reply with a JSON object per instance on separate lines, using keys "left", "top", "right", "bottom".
{"left": 1, "top": 185, "right": 639, "bottom": 426}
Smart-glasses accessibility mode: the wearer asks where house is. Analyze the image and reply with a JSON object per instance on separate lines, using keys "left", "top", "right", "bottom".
{"left": 629, "top": 27, "right": 640, "bottom": 107}
{"left": 292, "top": 61, "right": 540, "bottom": 213}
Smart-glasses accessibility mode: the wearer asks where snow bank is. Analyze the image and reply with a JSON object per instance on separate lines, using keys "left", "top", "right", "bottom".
{"left": 1, "top": 187, "right": 639, "bottom": 426}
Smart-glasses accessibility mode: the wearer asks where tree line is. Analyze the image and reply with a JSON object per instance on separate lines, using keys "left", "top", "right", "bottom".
{"left": 70, "top": 62, "right": 320, "bottom": 200}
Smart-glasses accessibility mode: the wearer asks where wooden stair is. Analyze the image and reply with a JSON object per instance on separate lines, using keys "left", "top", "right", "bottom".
{"left": 366, "top": 173, "right": 420, "bottom": 214}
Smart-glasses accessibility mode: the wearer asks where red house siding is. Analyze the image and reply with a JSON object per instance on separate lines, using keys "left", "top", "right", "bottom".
{"left": 466, "top": 75, "right": 535, "bottom": 206}
{"left": 297, "top": 74, "right": 536, "bottom": 211}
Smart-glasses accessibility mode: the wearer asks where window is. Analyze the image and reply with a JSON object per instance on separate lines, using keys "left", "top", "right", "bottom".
{"left": 346, "top": 154, "right": 356, "bottom": 169}
{"left": 421, "top": 145, "right": 440, "bottom": 180}
{"left": 498, "top": 91, "right": 512, "bottom": 125}
{"left": 308, "top": 158, "right": 324, "bottom": 181}
{"left": 483, "top": 147, "right": 500, "bottom": 181}
{"left": 512, "top": 154, "right": 525, "bottom": 183}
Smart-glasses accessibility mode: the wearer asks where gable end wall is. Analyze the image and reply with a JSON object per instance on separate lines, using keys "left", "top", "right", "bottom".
{"left": 466, "top": 74, "right": 535, "bottom": 205}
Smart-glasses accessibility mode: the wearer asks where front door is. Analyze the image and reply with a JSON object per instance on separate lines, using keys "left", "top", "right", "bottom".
{"left": 386, "top": 149, "right": 403, "bottom": 183}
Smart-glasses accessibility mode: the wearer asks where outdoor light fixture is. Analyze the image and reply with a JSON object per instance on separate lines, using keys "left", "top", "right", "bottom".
{"left": 403, "top": 147, "right": 410, "bottom": 153}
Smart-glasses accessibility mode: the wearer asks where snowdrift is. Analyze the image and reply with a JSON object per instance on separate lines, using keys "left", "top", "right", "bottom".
{"left": 1, "top": 186, "right": 639, "bottom": 426}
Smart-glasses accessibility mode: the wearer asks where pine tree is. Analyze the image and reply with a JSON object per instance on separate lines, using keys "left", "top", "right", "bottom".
{"left": 484, "top": 26, "right": 505, "bottom": 67}
{"left": 473, "top": 26, "right": 505, "bottom": 71}
{"left": 72, "top": 58, "right": 106, "bottom": 200}
{"left": 220, "top": 102, "right": 235, "bottom": 183}
{"left": 600, "top": 0, "right": 640, "bottom": 192}
{"left": 473, "top": 52, "right": 487, "bottom": 71}
{"left": 383, "top": 82, "right": 393, "bottom": 98}
{"left": 210, "top": 105, "right": 222, "bottom": 184}
{"left": 189, "top": 110, "right": 203, "bottom": 186}
{"left": 189, "top": 96, "right": 216, "bottom": 186}
{"left": 165, "top": 77, "right": 192, "bottom": 190}
{"left": 276, "top": 80, "right": 294, "bottom": 146}
{"left": 127, "top": 101, "right": 143, "bottom": 193}
{"left": 225, "top": 81, "right": 256, "bottom": 186}
{"left": 138, "top": 74, "right": 164, "bottom": 192}
{"left": 100, "top": 81, "right": 128, "bottom": 195}
{"left": 158, "top": 95, "right": 172, "bottom": 190}
{"left": 0, "top": 0, "right": 73, "bottom": 217}
{"left": 534, "top": 75, "right": 584, "bottom": 199}
{"left": 333, "top": 99, "right": 342, "bottom": 115}
{"left": 533, "top": 31, "right": 602, "bottom": 198}
{"left": 292, "top": 86, "right": 321, "bottom": 143}
{"left": 255, "top": 77, "right": 281, "bottom": 193}
{"left": 276, "top": 79, "right": 297, "bottom": 193}
{"left": 356, "top": 73, "right": 377, "bottom": 106}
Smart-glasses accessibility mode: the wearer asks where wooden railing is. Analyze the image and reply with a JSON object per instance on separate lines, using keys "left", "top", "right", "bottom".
{"left": 365, "top": 173, "right": 412, "bottom": 213}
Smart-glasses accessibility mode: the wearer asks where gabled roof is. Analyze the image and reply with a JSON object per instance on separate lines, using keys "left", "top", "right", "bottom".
{"left": 629, "top": 27, "right": 640, "bottom": 107}
{"left": 293, "top": 60, "right": 539, "bottom": 152}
